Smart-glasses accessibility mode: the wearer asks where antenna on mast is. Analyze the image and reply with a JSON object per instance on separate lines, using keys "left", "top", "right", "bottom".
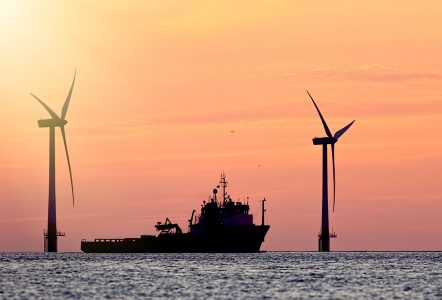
{"left": 219, "top": 171, "right": 228, "bottom": 204}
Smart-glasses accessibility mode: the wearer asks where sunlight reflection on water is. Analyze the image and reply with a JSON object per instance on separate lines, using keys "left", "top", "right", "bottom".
{"left": 1, "top": 252, "right": 441, "bottom": 299}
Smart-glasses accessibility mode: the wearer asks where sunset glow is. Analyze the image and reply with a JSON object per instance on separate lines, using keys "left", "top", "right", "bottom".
{"left": 1, "top": 1, "right": 441, "bottom": 251}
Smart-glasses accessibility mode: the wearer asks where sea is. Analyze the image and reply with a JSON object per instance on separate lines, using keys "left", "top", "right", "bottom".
{"left": 1, "top": 252, "right": 441, "bottom": 299}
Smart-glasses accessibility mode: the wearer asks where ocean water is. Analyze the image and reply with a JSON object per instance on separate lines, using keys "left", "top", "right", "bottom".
{"left": 1, "top": 252, "right": 441, "bottom": 299}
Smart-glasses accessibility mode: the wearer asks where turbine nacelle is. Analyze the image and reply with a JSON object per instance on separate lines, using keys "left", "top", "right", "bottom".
{"left": 312, "top": 137, "right": 336, "bottom": 145}
{"left": 38, "top": 119, "right": 68, "bottom": 128}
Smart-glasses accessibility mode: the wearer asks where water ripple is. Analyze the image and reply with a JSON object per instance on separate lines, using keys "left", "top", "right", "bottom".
{"left": 0, "top": 252, "right": 441, "bottom": 299}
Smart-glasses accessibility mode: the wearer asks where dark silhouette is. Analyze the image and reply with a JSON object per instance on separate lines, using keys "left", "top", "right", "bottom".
{"left": 260, "top": 198, "right": 266, "bottom": 226}
{"left": 81, "top": 172, "right": 270, "bottom": 253}
{"left": 32, "top": 70, "right": 76, "bottom": 252}
{"left": 307, "top": 91, "right": 354, "bottom": 252}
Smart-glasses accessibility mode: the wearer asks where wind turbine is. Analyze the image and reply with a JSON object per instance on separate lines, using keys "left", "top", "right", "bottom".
{"left": 32, "top": 70, "right": 76, "bottom": 252}
{"left": 307, "top": 90, "right": 354, "bottom": 252}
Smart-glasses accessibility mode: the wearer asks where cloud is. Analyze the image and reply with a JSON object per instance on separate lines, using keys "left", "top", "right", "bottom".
{"left": 0, "top": 215, "right": 44, "bottom": 224}
{"left": 361, "top": 64, "right": 394, "bottom": 71}
{"left": 73, "top": 102, "right": 310, "bottom": 136}
{"left": 0, "top": 212, "right": 109, "bottom": 224}
{"left": 308, "top": 64, "right": 442, "bottom": 83}
{"left": 310, "top": 67, "right": 332, "bottom": 72}
{"left": 366, "top": 194, "right": 441, "bottom": 203}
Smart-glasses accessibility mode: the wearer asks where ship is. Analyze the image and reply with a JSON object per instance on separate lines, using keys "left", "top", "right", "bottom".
{"left": 81, "top": 173, "right": 270, "bottom": 253}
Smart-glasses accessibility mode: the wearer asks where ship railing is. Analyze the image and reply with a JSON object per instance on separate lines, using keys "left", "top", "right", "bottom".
{"left": 317, "top": 232, "right": 338, "bottom": 238}
{"left": 43, "top": 231, "right": 66, "bottom": 237}
{"left": 93, "top": 238, "right": 125, "bottom": 243}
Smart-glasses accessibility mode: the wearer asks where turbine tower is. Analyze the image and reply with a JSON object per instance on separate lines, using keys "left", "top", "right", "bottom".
{"left": 307, "top": 91, "right": 354, "bottom": 252}
{"left": 32, "top": 71, "right": 76, "bottom": 252}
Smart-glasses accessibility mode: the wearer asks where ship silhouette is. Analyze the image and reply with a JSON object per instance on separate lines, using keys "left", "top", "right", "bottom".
{"left": 81, "top": 173, "right": 270, "bottom": 253}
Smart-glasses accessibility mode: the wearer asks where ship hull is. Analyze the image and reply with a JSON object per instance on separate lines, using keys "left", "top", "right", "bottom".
{"left": 81, "top": 225, "right": 270, "bottom": 253}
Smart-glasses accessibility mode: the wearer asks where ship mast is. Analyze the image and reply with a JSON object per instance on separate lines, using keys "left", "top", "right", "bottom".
{"left": 219, "top": 171, "right": 228, "bottom": 204}
{"left": 261, "top": 198, "right": 266, "bottom": 226}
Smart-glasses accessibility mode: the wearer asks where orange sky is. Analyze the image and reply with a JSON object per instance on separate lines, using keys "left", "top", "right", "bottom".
{"left": 0, "top": 1, "right": 441, "bottom": 251}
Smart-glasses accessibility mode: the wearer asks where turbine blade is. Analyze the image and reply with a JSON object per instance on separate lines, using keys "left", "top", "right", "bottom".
{"left": 306, "top": 90, "right": 333, "bottom": 138}
{"left": 61, "top": 70, "right": 76, "bottom": 120}
{"left": 60, "top": 126, "right": 75, "bottom": 207}
{"left": 31, "top": 94, "right": 61, "bottom": 120}
{"left": 334, "top": 120, "right": 355, "bottom": 140}
{"left": 331, "top": 143, "right": 336, "bottom": 212}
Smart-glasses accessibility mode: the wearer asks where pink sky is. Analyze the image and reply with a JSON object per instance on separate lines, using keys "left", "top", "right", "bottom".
{"left": 0, "top": 1, "right": 441, "bottom": 251}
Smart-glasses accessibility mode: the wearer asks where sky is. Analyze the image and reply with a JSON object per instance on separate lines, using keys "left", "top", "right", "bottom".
{"left": 0, "top": 1, "right": 441, "bottom": 251}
